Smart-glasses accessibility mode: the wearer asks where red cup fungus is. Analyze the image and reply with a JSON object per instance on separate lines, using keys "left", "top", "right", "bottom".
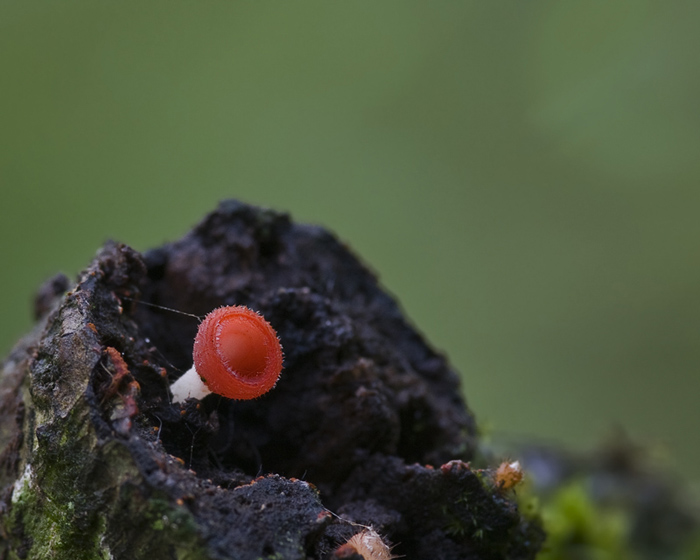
{"left": 170, "top": 305, "right": 284, "bottom": 403}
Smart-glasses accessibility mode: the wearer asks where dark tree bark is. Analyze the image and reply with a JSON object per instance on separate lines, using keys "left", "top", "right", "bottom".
{"left": 0, "top": 201, "right": 543, "bottom": 559}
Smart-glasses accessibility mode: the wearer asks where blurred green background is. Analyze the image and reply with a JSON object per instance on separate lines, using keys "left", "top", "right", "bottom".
{"left": 2, "top": 3, "right": 699, "bottom": 477}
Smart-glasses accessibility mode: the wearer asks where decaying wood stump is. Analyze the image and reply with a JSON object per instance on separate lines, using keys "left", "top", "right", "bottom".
{"left": 0, "top": 201, "right": 544, "bottom": 559}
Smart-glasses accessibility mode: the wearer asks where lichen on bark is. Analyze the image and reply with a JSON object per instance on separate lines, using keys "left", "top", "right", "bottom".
{"left": 0, "top": 201, "right": 543, "bottom": 559}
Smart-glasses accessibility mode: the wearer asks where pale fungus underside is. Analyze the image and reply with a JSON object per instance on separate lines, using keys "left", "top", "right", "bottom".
{"left": 0, "top": 201, "right": 544, "bottom": 559}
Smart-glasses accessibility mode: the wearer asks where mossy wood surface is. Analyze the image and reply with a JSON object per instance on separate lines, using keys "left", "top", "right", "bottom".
{"left": 0, "top": 201, "right": 543, "bottom": 559}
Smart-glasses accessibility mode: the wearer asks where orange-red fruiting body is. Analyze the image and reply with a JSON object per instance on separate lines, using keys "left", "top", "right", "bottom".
{"left": 193, "top": 306, "right": 283, "bottom": 400}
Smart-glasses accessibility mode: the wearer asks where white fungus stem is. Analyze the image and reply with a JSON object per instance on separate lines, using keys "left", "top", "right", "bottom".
{"left": 170, "top": 366, "right": 212, "bottom": 403}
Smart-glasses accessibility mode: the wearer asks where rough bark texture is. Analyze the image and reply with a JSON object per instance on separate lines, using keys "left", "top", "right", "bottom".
{"left": 0, "top": 201, "right": 543, "bottom": 559}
